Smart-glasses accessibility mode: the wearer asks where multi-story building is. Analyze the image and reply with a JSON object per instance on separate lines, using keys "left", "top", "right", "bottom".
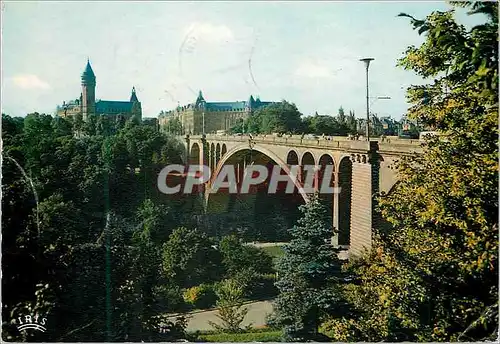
{"left": 379, "top": 116, "right": 399, "bottom": 136}
{"left": 56, "top": 60, "right": 142, "bottom": 122}
{"left": 158, "top": 91, "right": 274, "bottom": 135}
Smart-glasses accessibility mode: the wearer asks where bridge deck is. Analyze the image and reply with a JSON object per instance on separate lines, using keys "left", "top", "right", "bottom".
{"left": 187, "top": 134, "right": 423, "bottom": 155}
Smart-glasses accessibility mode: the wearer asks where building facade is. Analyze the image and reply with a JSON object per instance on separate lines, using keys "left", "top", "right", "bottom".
{"left": 158, "top": 91, "right": 273, "bottom": 135}
{"left": 56, "top": 60, "right": 142, "bottom": 121}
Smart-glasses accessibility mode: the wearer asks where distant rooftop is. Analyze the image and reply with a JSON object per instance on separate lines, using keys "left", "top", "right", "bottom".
{"left": 96, "top": 100, "right": 134, "bottom": 114}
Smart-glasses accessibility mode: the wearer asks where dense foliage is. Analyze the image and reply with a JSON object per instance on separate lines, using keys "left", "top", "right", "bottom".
{"left": 3, "top": 2, "right": 497, "bottom": 342}
{"left": 1, "top": 113, "right": 276, "bottom": 341}
{"left": 2, "top": 114, "right": 189, "bottom": 341}
{"left": 227, "top": 102, "right": 415, "bottom": 137}
{"left": 320, "top": 2, "right": 498, "bottom": 341}
{"left": 270, "top": 195, "right": 343, "bottom": 341}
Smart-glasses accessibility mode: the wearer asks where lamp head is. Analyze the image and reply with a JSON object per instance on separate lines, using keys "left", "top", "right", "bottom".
{"left": 360, "top": 57, "right": 375, "bottom": 69}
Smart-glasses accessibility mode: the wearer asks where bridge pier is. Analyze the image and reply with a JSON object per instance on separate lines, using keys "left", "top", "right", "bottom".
{"left": 332, "top": 171, "right": 340, "bottom": 247}
{"left": 348, "top": 142, "right": 380, "bottom": 257}
{"left": 182, "top": 135, "right": 418, "bottom": 259}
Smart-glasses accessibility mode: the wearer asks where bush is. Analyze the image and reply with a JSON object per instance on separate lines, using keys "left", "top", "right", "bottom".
{"left": 154, "top": 284, "right": 186, "bottom": 313}
{"left": 219, "top": 235, "right": 274, "bottom": 278}
{"left": 319, "top": 318, "right": 361, "bottom": 342}
{"left": 183, "top": 284, "right": 217, "bottom": 310}
{"left": 249, "top": 274, "right": 278, "bottom": 300}
{"left": 162, "top": 227, "right": 224, "bottom": 288}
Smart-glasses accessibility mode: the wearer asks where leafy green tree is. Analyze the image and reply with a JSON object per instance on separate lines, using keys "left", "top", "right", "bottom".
{"left": 271, "top": 194, "right": 342, "bottom": 341}
{"left": 219, "top": 235, "right": 273, "bottom": 277}
{"left": 345, "top": 111, "right": 357, "bottom": 135}
{"left": 229, "top": 118, "right": 245, "bottom": 134}
{"left": 52, "top": 115, "right": 74, "bottom": 137}
{"left": 162, "top": 227, "right": 223, "bottom": 288}
{"left": 209, "top": 279, "right": 250, "bottom": 333}
{"left": 370, "top": 113, "right": 384, "bottom": 137}
{"left": 322, "top": 2, "right": 498, "bottom": 342}
{"left": 96, "top": 115, "right": 113, "bottom": 136}
{"left": 114, "top": 199, "right": 181, "bottom": 341}
{"left": 84, "top": 113, "right": 99, "bottom": 136}
{"left": 165, "top": 117, "right": 183, "bottom": 135}
{"left": 246, "top": 100, "right": 303, "bottom": 134}
{"left": 1, "top": 112, "right": 188, "bottom": 341}
{"left": 217, "top": 234, "right": 275, "bottom": 298}
{"left": 308, "top": 115, "right": 338, "bottom": 135}
{"left": 337, "top": 106, "right": 346, "bottom": 124}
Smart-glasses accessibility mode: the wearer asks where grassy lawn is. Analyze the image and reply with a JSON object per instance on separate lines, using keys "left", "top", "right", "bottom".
{"left": 259, "top": 245, "right": 285, "bottom": 259}
{"left": 191, "top": 328, "right": 282, "bottom": 342}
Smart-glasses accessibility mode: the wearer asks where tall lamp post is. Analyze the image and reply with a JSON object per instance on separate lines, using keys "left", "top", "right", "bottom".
{"left": 202, "top": 111, "right": 205, "bottom": 135}
{"left": 360, "top": 58, "right": 374, "bottom": 141}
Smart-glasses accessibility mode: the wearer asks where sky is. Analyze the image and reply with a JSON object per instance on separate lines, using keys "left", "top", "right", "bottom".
{"left": 1, "top": 1, "right": 486, "bottom": 119}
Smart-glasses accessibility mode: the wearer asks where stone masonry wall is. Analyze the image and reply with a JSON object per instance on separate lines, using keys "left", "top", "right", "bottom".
{"left": 349, "top": 154, "right": 374, "bottom": 256}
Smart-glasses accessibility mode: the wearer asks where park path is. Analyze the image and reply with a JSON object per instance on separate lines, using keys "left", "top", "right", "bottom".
{"left": 244, "top": 242, "right": 287, "bottom": 247}
{"left": 168, "top": 300, "right": 274, "bottom": 332}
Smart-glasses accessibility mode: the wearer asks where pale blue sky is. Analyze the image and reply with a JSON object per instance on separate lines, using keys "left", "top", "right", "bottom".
{"left": 1, "top": 1, "right": 484, "bottom": 119}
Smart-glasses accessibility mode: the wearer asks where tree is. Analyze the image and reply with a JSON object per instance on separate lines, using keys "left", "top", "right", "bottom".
{"left": 162, "top": 227, "right": 223, "bottom": 288}
{"left": 345, "top": 111, "right": 357, "bottom": 135}
{"left": 246, "top": 101, "right": 303, "bottom": 134}
{"left": 209, "top": 279, "right": 250, "bottom": 333}
{"left": 337, "top": 106, "right": 346, "bottom": 124}
{"left": 321, "top": 2, "right": 498, "bottom": 341}
{"left": 166, "top": 117, "right": 183, "bottom": 135}
{"left": 370, "top": 113, "right": 384, "bottom": 137}
{"left": 229, "top": 118, "right": 245, "bottom": 134}
{"left": 307, "top": 114, "right": 340, "bottom": 136}
{"left": 219, "top": 235, "right": 273, "bottom": 277}
{"left": 1, "top": 113, "right": 189, "bottom": 341}
{"left": 218, "top": 234, "right": 274, "bottom": 297}
{"left": 271, "top": 194, "right": 342, "bottom": 341}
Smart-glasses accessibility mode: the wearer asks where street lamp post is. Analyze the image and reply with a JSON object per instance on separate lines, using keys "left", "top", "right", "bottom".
{"left": 202, "top": 111, "right": 205, "bottom": 135}
{"left": 360, "top": 58, "right": 374, "bottom": 141}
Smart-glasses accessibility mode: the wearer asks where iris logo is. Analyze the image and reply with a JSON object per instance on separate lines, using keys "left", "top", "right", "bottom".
{"left": 16, "top": 314, "right": 47, "bottom": 333}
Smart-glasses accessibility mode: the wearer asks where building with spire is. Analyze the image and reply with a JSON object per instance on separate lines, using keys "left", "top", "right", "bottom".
{"left": 56, "top": 59, "right": 142, "bottom": 121}
{"left": 158, "top": 91, "right": 273, "bottom": 135}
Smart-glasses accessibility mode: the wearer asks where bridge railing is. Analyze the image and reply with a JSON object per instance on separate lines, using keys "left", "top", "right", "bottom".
{"left": 186, "top": 134, "right": 422, "bottom": 153}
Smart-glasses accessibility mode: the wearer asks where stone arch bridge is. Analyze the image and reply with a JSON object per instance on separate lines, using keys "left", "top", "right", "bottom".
{"left": 181, "top": 134, "right": 422, "bottom": 256}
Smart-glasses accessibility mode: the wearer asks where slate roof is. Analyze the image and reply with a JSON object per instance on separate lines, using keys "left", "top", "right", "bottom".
{"left": 96, "top": 100, "right": 134, "bottom": 114}
{"left": 130, "top": 87, "right": 139, "bottom": 102}
{"left": 205, "top": 101, "right": 248, "bottom": 111}
{"left": 202, "top": 99, "right": 273, "bottom": 111}
{"left": 81, "top": 60, "right": 96, "bottom": 84}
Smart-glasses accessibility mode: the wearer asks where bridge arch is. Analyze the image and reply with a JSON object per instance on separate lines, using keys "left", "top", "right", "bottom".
{"left": 301, "top": 152, "right": 316, "bottom": 186}
{"left": 221, "top": 144, "right": 227, "bottom": 158}
{"left": 318, "top": 153, "right": 335, "bottom": 187}
{"left": 300, "top": 151, "right": 316, "bottom": 166}
{"left": 286, "top": 150, "right": 299, "bottom": 165}
{"left": 216, "top": 143, "right": 221, "bottom": 166}
{"left": 318, "top": 153, "right": 335, "bottom": 168}
{"left": 337, "top": 155, "right": 353, "bottom": 246}
{"left": 317, "top": 154, "right": 335, "bottom": 232}
{"left": 210, "top": 143, "right": 216, "bottom": 171}
{"left": 190, "top": 142, "right": 200, "bottom": 165}
{"left": 209, "top": 144, "right": 310, "bottom": 203}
